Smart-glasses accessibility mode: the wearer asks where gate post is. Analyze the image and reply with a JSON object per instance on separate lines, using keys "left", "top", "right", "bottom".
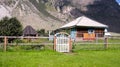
{"left": 54, "top": 36, "right": 56, "bottom": 50}
{"left": 4, "top": 36, "right": 7, "bottom": 52}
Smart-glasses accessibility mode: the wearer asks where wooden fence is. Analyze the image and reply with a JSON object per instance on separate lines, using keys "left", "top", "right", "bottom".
{"left": 0, "top": 36, "right": 120, "bottom": 52}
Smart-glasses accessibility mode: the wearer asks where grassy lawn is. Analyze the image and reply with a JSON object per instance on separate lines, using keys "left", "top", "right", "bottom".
{"left": 0, "top": 49, "right": 120, "bottom": 67}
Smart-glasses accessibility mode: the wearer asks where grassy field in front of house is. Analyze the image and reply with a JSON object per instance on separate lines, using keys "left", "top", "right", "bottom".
{"left": 0, "top": 38, "right": 120, "bottom": 67}
{"left": 0, "top": 49, "right": 120, "bottom": 67}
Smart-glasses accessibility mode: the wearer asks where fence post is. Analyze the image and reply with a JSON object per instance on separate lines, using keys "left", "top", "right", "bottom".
{"left": 96, "top": 33, "right": 98, "bottom": 44}
{"left": 69, "top": 37, "right": 72, "bottom": 52}
{"left": 4, "top": 36, "right": 7, "bottom": 52}
{"left": 104, "top": 37, "right": 108, "bottom": 49}
{"left": 54, "top": 36, "right": 56, "bottom": 50}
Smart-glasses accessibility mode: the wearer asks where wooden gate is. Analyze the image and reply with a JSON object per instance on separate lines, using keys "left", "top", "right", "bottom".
{"left": 54, "top": 32, "right": 72, "bottom": 52}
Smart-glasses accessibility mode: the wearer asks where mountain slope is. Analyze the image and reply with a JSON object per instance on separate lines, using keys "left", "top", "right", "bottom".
{"left": 0, "top": 0, "right": 65, "bottom": 31}
{"left": 54, "top": 0, "right": 120, "bottom": 33}
{"left": 69, "top": 0, "right": 120, "bottom": 33}
{"left": 80, "top": 0, "right": 120, "bottom": 33}
{"left": 0, "top": 0, "right": 120, "bottom": 33}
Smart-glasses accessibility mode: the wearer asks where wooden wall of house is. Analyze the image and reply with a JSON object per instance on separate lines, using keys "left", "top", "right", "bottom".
{"left": 77, "top": 28, "right": 88, "bottom": 37}
{"left": 76, "top": 28, "right": 104, "bottom": 38}
{"left": 95, "top": 29, "right": 104, "bottom": 37}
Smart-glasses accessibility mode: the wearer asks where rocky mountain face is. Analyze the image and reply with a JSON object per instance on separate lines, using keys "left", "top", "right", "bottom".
{"left": 0, "top": 0, "right": 120, "bottom": 33}
{"left": 55, "top": 0, "right": 120, "bottom": 33}
{"left": 0, "top": 0, "right": 66, "bottom": 31}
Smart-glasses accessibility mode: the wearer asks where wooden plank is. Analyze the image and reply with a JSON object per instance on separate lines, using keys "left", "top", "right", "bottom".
{"left": 54, "top": 36, "right": 56, "bottom": 50}
{"left": 4, "top": 36, "right": 7, "bottom": 52}
{"left": 83, "top": 33, "right": 95, "bottom": 40}
{"left": 0, "top": 36, "right": 49, "bottom": 39}
{"left": 104, "top": 38, "right": 108, "bottom": 49}
{"left": 69, "top": 37, "right": 72, "bottom": 52}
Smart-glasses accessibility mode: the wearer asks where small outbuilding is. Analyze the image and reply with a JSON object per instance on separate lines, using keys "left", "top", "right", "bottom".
{"left": 23, "top": 25, "right": 38, "bottom": 36}
{"left": 59, "top": 16, "right": 108, "bottom": 41}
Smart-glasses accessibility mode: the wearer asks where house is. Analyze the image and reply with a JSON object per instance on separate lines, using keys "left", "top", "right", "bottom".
{"left": 23, "top": 25, "right": 38, "bottom": 37}
{"left": 59, "top": 16, "right": 108, "bottom": 41}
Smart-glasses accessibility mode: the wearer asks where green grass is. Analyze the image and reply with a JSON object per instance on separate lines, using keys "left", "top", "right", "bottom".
{"left": 76, "top": 39, "right": 120, "bottom": 43}
{"left": 0, "top": 49, "right": 120, "bottom": 67}
{"left": 0, "top": 39, "right": 120, "bottom": 67}
{"left": 72, "top": 44, "right": 120, "bottom": 51}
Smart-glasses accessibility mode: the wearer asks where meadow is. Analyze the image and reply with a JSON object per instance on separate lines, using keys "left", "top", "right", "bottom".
{"left": 0, "top": 49, "right": 120, "bottom": 67}
{"left": 0, "top": 38, "right": 120, "bottom": 67}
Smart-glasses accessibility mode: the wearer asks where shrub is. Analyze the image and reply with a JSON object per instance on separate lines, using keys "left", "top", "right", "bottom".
{"left": 0, "top": 17, "right": 22, "bottom": 36}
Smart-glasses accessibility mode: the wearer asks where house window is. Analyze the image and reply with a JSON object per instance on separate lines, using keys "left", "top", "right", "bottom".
{"left": 88, "top": 29, "right": 94, "bottom": 34}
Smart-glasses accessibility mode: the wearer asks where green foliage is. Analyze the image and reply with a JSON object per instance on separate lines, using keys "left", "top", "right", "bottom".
{"left": 7, "top": 46, "right": 17, "bottom": 51}
{"left": 37, "top": 29, "right": 49, "bottom": 36}
{"left": 13, "top": 39, "right": 23, "bottom": 43}
{"left": 6, "top": 45, "right": 45, "bottom": 52}
{"left": 0, "top": 46, "right": 3, "bottom": 51}
{"left": 37, "top": 29, "right": 45, "bottom": 36}
{"left": 0, "top": 17, "right": 22, "bottom": 36}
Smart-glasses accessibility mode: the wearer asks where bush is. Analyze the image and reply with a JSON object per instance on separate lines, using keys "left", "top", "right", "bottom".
{"left": 13, "top": 39, "right": 23, "bottom": 43}
{"left": 0, "top": 45, "right": 3, "bottom": 51}
{"left": 37, "top": 29, "right": 49, "bottom": 36}
{"left": 0, "top": 17, "right": 22, "bottom": 36}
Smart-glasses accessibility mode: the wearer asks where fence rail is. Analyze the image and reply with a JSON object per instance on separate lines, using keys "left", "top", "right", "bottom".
{"left": 0, "top": 36, "right": 49, "bottom": 38}
{"left": 0, "top": 43, "right": 53, "bottom": 46}
{"left": 74, "top": 43, "right": 120, "bottom": 45}
{"left": 110, "top": 36, "right": 120, "bottom": 39}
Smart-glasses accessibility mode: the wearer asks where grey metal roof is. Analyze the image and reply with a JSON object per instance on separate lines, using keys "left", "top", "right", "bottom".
{"left": 60, "top": 16, "right": 108, "bottom": 29}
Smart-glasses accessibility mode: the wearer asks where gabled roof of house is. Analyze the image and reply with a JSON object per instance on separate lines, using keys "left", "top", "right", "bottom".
{"left": 60, "top": 16, "right": 108, "bottom": 29}
{"left": 23, "top": 25, "right": 37, "bottom": 36}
